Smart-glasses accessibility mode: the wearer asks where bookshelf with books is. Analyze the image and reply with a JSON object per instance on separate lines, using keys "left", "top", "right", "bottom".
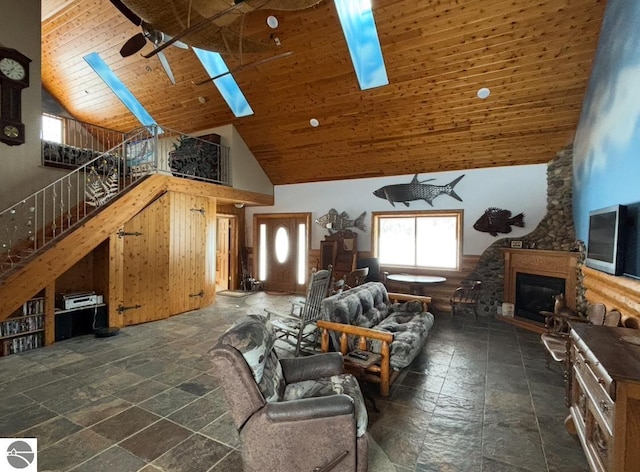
{"left": 0, "top": 297, "right": 45, "bottom": 356}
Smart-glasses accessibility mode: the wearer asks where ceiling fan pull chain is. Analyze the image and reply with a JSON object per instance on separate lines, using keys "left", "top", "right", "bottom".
{"left": 187, "top": 0, "right": 193, "bottom": 28}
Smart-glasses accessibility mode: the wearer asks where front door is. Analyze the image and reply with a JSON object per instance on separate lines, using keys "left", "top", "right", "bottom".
{"left": 255, "top": 214, "right": 310, "bottom": 293}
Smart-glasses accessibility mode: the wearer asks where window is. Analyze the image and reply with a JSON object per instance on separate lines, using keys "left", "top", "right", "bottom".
{"left": 42, "top": 113, "right": 63, "bottom": 143}
{"left": 373, "top": 211, "right": 462, "bottom": 270}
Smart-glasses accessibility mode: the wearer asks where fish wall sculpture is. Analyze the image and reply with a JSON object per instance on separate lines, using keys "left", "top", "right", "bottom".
{"left": 373, "top": 174, "right": 465, "bottom": 207}
{"left": 315, "top": 209, "right": 367, "bottom": 233}
{"left": 473, "top": 208, "right": 525, "bottom": 236}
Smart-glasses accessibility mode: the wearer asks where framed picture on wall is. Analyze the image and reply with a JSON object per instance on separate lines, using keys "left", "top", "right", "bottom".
{"left": 510, "top": 240, "right": 523, "bottom": 249}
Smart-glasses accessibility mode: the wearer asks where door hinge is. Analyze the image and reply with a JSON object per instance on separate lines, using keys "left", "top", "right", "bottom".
{"left": 117, "top": 230, "right": 143, "bottom": 238}
{"left": 117, "top": 304, "right": 142, "bottom": 314}
{"left": 189, "top": 290, "right": 205, "bottom": 298}
{"left": 190, "top": 207, "right": 206, "bottom": 215}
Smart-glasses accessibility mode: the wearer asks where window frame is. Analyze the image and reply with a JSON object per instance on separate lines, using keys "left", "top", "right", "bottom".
{"left": 372, "top": 210, "right": 463, "bottom": 271}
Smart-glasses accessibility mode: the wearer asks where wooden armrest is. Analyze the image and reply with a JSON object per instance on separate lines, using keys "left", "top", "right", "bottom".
{"left": 316, "top": 320, "right": 394, "bottom": 343}
{"left": 387, "top": 292, "right": 431, "bottom": 311}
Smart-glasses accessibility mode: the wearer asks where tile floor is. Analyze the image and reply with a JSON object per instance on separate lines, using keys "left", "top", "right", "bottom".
{"left": 0, "top": 292, "right": 589, "bottom": 471}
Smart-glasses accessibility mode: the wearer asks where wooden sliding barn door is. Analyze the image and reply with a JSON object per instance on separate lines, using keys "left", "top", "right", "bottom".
{"left": 168, "top": 193, "right": 215, "bottom": 315}
{"left": 121, "top": 194, "right": 171, "bottom": 325}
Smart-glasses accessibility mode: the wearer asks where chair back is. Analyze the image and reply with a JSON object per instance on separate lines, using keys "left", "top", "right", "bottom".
{"left": 586, "top": 303, "right": 606, "bottom": 325}
{"left": 346, "top": 267, "right": 369, "bottom": 288}
{"left": 604, "top": 310, "right": 621, "bottom": 327}
{"left": 301, "top": 267, "right": 333, "bottom": 323}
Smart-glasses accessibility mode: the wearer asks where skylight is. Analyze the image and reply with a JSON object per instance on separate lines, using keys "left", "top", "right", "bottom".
{"left": 83, "top": 52, "right": 157, "bottom": 128}
{"left": 192, "top": 48, "right": 254, "bottom": 118}
{"left": 334, "top": 0, "right": 389, "bottom": 90}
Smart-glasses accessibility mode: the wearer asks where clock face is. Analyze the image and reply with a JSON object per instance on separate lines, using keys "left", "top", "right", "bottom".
{"left": 3, "top": 125, "right": 19, "bottom": 138}
{"left": 0, "top": 58, "right": 26, "bottom": 81}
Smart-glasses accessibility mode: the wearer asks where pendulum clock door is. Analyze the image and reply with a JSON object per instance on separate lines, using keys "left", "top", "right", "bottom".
{"left": 255, "top": 214, "right": 310, "bottom": 293}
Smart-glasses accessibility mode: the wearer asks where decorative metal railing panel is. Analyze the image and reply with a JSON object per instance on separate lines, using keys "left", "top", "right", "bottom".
{"left": 1, "top": 124, "right": 230, "bottom": 277}
{"left": 42, "top": 113, "right": 127, "bottom": 169}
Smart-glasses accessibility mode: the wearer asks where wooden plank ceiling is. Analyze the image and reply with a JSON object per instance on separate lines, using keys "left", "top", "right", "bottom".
{"left": 41, "top": 0, "right": 606, "bottom": 185}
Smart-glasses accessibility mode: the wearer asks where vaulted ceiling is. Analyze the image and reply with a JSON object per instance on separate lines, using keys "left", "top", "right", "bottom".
{"left": 41, "top": 0, "right": 606, "bottom": 185}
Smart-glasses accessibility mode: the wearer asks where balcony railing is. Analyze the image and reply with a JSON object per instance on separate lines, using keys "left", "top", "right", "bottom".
{"left": 1, "top": 124, "right": 230, "bottom": 277}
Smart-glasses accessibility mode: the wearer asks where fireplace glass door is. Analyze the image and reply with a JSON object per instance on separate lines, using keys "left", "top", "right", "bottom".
{"left": 515, "top": 272, "right": 566, "bottom": 322}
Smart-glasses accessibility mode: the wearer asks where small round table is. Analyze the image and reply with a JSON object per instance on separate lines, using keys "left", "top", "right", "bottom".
{"left": 386, "top": 274, "right": 447, "bottom": 295}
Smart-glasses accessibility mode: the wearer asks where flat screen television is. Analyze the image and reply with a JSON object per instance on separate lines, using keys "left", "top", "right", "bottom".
{"left": 585, "top": 204, "right": 626, "bottom": 275}
{"left": 623, "top": 203, "right": 640, "bottom": 279}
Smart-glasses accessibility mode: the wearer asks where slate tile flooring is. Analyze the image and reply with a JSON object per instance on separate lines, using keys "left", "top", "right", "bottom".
{"left": 0, "top": 292, "right": 589, "bottom": 471}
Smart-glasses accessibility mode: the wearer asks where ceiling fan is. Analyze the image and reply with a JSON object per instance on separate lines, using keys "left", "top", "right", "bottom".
{"left": 114, "top": 0, "right": 323, "bottom": 59}
{"left": 109, "top": 0, "right": 189, "bottom": 85}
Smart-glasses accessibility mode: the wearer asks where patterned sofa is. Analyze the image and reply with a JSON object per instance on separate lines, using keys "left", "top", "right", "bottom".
{"left": 318, "top": 282, "right": 435, "bottom": 396}
{"left": 210, "top": 314, "right": 369, "bottom": 472}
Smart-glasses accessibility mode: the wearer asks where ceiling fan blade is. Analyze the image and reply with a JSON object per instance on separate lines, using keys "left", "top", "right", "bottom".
{"left": 155, "top": 48, "right": 176, "bottom": 85}
{"left": 163, "top": 34, "right": 189, "bottom": 50}
{"left": 109, "top": 0, "right": 142, "bottom": 26}
{"left": 191, "top": 51, "right": 293, "bottom": 86}
{"left": 120, "top": 32, "right": 147, "bottom": 57}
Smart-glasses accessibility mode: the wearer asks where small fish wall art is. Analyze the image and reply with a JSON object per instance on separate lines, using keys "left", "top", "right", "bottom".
{"left": 315, "top": 209, "right": 367, "bottom": 233}
{"left": 474, "top": 208, "right": 525, "bottom": 236}
{"left": 373, "top": 174, "right": 465, "bottom": 207}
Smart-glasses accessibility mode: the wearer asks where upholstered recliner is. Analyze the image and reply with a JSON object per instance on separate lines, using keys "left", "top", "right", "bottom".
{"left": 209, "top": 314, "right": 369, "bottom": 472}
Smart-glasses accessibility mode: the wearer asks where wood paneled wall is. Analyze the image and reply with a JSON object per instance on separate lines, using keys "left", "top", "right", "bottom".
{"left": 582, "top": 266, "right": 640, "bottom": 327}
{"left": 308, "top": 249, "right": 480, "bottom": 312}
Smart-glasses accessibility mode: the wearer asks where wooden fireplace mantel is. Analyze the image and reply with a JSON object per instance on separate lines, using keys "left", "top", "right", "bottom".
{"left": 503, "top": 248, "right": 579, "bottom": 312}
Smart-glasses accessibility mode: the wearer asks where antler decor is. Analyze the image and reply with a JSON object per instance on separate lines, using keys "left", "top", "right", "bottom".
{"left": 120, "top": 0, "right": 323, "bottom": 55}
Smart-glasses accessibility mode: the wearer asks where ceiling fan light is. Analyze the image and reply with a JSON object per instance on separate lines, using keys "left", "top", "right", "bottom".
{"left": 267, "top": 15, "right": 279, "bottom": 29}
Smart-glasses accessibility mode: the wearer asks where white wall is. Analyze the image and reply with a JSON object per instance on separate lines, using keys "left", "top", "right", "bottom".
{"left": 245, "top": 164, "right": 547, "bottom": 256}
{"left": 0, "top": 0, "right": 66, "bottom": 211}
{"left": 200, "top": 124, "right": 273, "bottom": 195}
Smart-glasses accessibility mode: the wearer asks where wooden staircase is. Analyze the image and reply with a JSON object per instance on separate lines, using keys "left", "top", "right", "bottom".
{"left": 0, "top": 174, "right": 168, "bottom": 322}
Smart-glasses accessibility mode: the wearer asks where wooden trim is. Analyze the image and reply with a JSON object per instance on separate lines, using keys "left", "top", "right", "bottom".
{"left": 371, "top": 209, "right": 464, "bottom": 272}
{"left": 44, "top": 282, "right": 55, "bottom": 346}
{"left": 503, "top": 248, "right": 579, "bottom": 310}
{"left": 164, "top": 176, "right": 273, "bottom": 206}
{"left": 108, "top": 230, "right": 124, "bottom": 328}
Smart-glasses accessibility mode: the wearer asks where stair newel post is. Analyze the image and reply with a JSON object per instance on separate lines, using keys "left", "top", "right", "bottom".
{"left": 152, "top": 124, "right": 159, "bottom": 175}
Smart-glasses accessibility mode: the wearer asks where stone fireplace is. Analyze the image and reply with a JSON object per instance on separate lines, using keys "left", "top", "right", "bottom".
{"left": 503, "top": 248, "right": 579, "bottom": 331}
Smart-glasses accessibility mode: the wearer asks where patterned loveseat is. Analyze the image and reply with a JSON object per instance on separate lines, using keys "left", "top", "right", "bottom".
{"left": 209, "top": 314, "right": 369, "bottom": 472}
{"left": 318, "top": 282, "right": 435, "bottom": 396}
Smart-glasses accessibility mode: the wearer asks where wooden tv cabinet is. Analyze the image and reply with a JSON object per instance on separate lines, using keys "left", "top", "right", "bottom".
{"left": 569, "top": 323, "right": 640, "bottom": 471}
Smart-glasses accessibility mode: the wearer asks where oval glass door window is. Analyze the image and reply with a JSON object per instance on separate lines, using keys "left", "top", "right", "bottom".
{"left": 275, "top": 226, "right": 289, "bottom": 263}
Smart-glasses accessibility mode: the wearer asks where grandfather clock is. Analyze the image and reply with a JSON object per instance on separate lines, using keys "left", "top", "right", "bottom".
{"left": 0, "top": 47, "right": 31, "bottom": 146}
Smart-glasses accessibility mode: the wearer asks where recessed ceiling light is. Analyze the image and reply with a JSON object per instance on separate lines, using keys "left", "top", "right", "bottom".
{"left": 198, "top": 96, "right": 207, "bottom": 104}
{"left": 477, "top": 87, "right": 491, "bottom": 99}
{"left": 310, "top": 118, "right": 320, "bottom": 127}
{"left": 267, "top": 15, "right": 278, "bottom": 29}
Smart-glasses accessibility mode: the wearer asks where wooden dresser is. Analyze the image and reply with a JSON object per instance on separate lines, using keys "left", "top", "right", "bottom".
{"left": 569, "top": 324, "right": 640, "bottom": 471}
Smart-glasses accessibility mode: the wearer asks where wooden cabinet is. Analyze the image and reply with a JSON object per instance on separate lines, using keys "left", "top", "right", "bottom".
{"left": 320, "top": 230, "right": 357, "bottom": 281}
{"left": 116, "top": 191, "right": 215, "bottom": 326}
{"left": 569, "top": 324, "right": 640, "bottom": 471}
